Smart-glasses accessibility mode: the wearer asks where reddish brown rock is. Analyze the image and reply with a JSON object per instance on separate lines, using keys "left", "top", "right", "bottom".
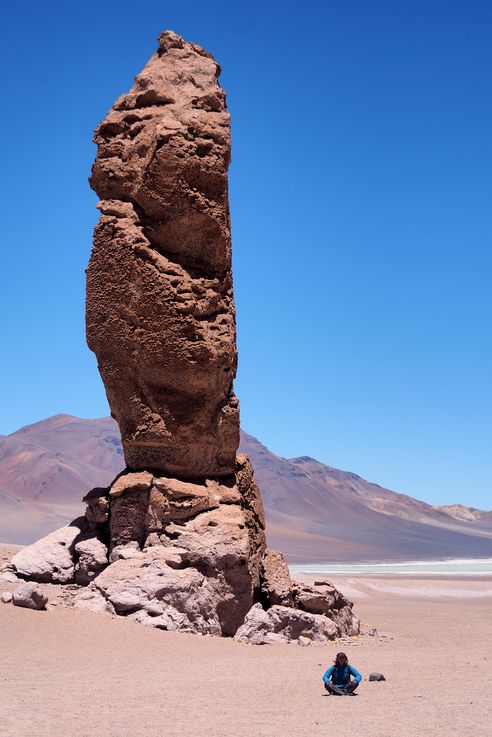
{"left": 147, "top": 475, "right": 219, "bottom": 530}
{"left": 87, "top": 30, "right": 238, "bottom": 478}
{"left": 9, "top": 30, "right": 360, "bottom": 644}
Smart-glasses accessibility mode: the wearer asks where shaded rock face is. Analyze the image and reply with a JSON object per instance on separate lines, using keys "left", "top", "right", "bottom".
{"left": 87, "top": 30, "right": 238, "bottom": 478}
{"left": 260, "top": 549, "right": 294, "bottom": 607}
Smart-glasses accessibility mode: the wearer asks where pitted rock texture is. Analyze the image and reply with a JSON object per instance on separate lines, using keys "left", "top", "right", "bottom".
{"left": 93, "top": 547, "right": 223, "bottom": 635}
{"left": 87, "top": 30, "right": 238, "bottom": 477}
{"left": 74, "top": 535, "right": 109, "bottom": 585}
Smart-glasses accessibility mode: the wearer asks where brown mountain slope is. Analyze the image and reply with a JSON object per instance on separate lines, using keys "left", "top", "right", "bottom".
{"left": 0, "top": 415, "right": 491, "bottom": 561}
{"left": 239, "top": 432, "right": 492, "bottom": 562}
{"left": 0, "top": 415, "right": 123, "bottom": 543}
{"left": 0, "top": 414, "right": 123, "bottom": 503}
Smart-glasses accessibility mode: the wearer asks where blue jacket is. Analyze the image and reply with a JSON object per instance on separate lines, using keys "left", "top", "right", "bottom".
{"left": 323, "top": 663, "right": 362, "bottom": 687}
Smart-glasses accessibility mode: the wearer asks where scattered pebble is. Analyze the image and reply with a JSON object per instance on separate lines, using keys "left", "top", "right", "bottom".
{"left": 369, "top": 672, "right": 386, "bottom": 681}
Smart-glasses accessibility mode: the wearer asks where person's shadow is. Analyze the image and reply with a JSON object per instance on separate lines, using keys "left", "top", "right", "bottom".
{"left": 323, "top": 692, "right": 358, "bottom": 696}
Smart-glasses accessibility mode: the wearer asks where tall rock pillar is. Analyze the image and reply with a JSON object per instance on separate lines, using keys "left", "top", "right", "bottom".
{"left": 11, "top": 31, "right": 359, "bottom": 643}
{"left": 87, "top": 30, "right": 239, "bottom": 478}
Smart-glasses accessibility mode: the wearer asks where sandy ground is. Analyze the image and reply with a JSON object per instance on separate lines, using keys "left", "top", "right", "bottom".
{"left": 1, "top": 544, "right": 491, "bottom": 737}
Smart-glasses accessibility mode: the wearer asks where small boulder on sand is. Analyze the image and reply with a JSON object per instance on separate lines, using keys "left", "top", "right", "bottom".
{"left": 0, "top": 570, "right": 19, "bottom": 584}
{"left": 369, "top": 672, "right": 386, "bottom": 681}
{"left": 12, "top": 582, "right": 48, "bottom": 610}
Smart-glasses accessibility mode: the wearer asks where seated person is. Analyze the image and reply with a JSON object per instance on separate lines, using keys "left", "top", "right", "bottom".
{"left": 322, "top": 652, "right": 362, "bottom": 695}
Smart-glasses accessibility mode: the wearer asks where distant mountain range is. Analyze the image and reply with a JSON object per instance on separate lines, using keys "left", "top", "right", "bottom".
{"left": 1, "top": 414, "right": 491, "bottom": 562}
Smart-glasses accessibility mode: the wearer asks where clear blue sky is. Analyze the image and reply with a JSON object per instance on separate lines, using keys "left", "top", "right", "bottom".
{"left": 0, "top": 1, "right": 490, "bottom": 508}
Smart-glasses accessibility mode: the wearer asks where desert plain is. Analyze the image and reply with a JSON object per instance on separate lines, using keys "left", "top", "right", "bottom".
{"left": 1, "top": 543, "right": 491, "bottom": 737}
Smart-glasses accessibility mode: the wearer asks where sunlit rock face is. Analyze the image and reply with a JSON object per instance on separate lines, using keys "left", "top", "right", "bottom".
{"left": 87, "top": 30, "right": 238, "bottom": 478}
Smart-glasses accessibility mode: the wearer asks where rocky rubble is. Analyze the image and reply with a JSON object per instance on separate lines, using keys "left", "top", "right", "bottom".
{"left": 8, "top": 30, "right": 359, "bottom": 644}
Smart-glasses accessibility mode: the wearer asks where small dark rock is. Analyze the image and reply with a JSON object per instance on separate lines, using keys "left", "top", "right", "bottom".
{"left": 369, "top": 672, "right": 386, "bottom": 681}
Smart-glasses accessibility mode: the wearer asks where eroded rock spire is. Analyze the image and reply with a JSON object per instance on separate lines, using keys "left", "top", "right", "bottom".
{"left": 87, "top": 30, "right": 238, "bottom": 478}
{"left": 10, "top": 32, "right": 359, "bottom": 644}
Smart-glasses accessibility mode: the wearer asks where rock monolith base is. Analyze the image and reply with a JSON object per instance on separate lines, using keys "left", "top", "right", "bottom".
{"left": 11, "top": 456, "right": 359, "bottom": 643}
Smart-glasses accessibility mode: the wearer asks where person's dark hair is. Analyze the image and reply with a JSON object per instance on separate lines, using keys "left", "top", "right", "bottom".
{"left": 334, "top": 651, "right": 348, "bottom": 664}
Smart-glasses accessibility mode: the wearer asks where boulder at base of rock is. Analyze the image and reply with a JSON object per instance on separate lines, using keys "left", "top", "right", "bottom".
{"left": 82, "top": 456, "right": 267, "bottom": 637}
{"left": 260, "top": 549, "right": 294, "bottom": 606}
{"left": 73, "top": 584, "right": 115, "bottom": 615}
{"left": 0, "top": 571, "right": 18, "bottom": 584}
{"left": 1, "top": 591, "right": 12, "bottom": 603}
{"left": 235, "top": 603, "right": 339, "bottom": 645}
{"left": 12, "top": 582, "right": 48, "bottom": 610}
{"left": 11, "top": 518, "right": 86, "bottom": 584}
{"left": 74, "top": 536, "right": 109, "bottom": 585}
{"left": 258, "top": 553, "right": 360, "bottom": 638}
{"left": 93, "top": 546, "right": 222, "bottom": 634}
{"left": 293, "top": 582, "right": 360, "bottom": 636}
